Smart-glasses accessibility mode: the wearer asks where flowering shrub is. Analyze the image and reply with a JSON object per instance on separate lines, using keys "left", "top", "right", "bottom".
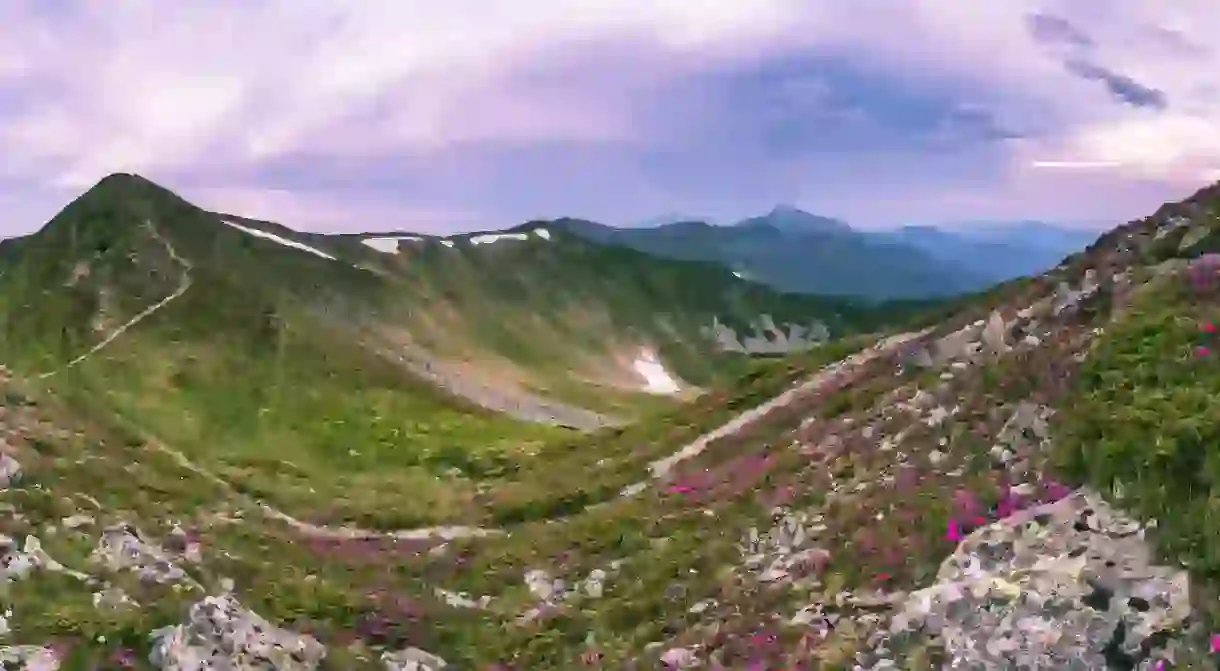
{"left": 1188, "top": 253, "right": 1220, "bottom": 293}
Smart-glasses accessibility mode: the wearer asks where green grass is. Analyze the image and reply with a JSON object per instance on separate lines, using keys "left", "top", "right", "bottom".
{"left": 0, "top": 172, "right": 913, "bottom": 533}
{"left": 1051, "top": 271, "right": 1220, "bottom": 632}
{"left": 0, "top": 377, "right": 449, "bottom": 670}
{"left": 15, "top": 172, "right": 1180, "bottom": 667}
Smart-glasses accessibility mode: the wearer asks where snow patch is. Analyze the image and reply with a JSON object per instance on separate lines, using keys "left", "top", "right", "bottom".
{"left": 361, "top": 236, "right": 423, "bottom": 254}
{"left": 221, "top": 219, "right": 336, "bottom": 261}
{"left": 534, "top": 228, "right": 551, "bottom": 240}
{"left": 732, "top": 271, "right": 744, "bottom": 279}
{"left": 471, "top": 232, "right": 530, "bottom": 245}
{"left": 440, "top": 240, "right": 456, "bottom": 248}
{"left": 633, "top": 349, "right": 681, "bottom": 395}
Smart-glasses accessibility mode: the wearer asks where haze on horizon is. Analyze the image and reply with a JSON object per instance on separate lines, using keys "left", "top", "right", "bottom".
{"left": 2, "top": 1, "right": 1219, "bottom": 237}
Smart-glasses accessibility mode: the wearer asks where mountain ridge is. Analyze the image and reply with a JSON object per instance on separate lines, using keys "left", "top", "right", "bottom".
{"left": 555, "top": 208, "right": 1101, "bottom": 300}
{"left": 2, "top": 173, "right": 1219, "bottom": 668}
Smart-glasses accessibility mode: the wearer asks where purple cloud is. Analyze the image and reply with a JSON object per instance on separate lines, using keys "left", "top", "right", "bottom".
{"left": 0, "top": 1, "right": 1218, "bottom": 238}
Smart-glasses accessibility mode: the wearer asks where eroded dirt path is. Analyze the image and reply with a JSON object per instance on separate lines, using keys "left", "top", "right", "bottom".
{"left": 619, "top": 329, "right": 932, "bottom": 497}
{"left": 39, "top": 220, "right": 194, "bottom": 379}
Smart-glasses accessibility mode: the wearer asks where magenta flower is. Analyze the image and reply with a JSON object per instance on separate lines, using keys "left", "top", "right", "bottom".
{"left": 1040, "top": 478, "right": 1072, "bottom": 502}
{"left": 946, "top": 520, "right": 962, "bottom": 542}
{"left": 1196, "top": 345, "right": 1211, "bottom": 357}
{"left": 109, "top": 648, "right": 138, "bottom": 668}
{"left": 951, "top": 488, "right": 981, "bottom": 518}
{"left": 1210, "top": 631, "right": 1220, "bottom": 653}
{"left": 994, "top": 493, "right": 1017, "bottom": 519}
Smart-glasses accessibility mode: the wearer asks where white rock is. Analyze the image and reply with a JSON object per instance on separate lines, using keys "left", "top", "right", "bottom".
{"left": 660, "top": 647, "right": 697, "bottom": 668}
{"left": 0, "top": 455, "right": 21, "bottom": 489}
{"left": 382, "top": 647, "right": 448, "bottom": 671}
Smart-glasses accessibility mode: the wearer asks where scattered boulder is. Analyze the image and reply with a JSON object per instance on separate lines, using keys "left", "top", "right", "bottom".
{"left": 660, "top": 646, "right": 698, "bottom": 668}
{"left": 149, "top": 594, "right": 326, "bottom": 670}
{"left": 932, "top": 323, "right": 982, "bottom": 364}
{"left": 381, "top": 646, "right": 448, "bottom": 670}
{"left": 433, "top": 588, "right": 491, "bottom": 610}
{"left": 91, "top": 524, "right": 189, "bottom": 585}
{"left": 0, "top": 454, "right": 20, "bottom": 490}
{"left": 1, "top": 534, "right": 71, "bottom": 581}
{"left": 61, "top": 514, "right": 94, "bottom": 530}
{"left": 165, "top": 523, "right": 203, "bottom": 564}
{"left": 871, "top": 489, "right": 1189, "bottom": 669}
{"left": 0, "top": 645, "right": 60, "bottom": 670}
{"left": 739, "top": 508, "right": 830, "bottom": 584}
{"left": 93, "top": 586, "right": 137, "bottom": 612}
{"left": 898, "top": 343, "right": 934, "bottom": 370}
{"left": 524, "top": 569, "right": 565, "bottom": 602}
{"left": 981, "top": 310, "right": 1010, "bottom": 355}
{"left": 582, "top": 568, "right": 607, "bottom": 598}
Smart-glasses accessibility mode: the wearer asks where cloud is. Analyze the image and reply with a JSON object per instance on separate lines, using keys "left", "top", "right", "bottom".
{"left": 0, "top": 0, "right": 1218, "bottom": 236}
{"left": 1062, "top": 58, "right": 1167, "bottom": 109}
{"left": 1026, "top": 13, "right": 1094, "bottom": 48}
{"left": 1031, "top": 161, "right": 1123, "bottom": 169}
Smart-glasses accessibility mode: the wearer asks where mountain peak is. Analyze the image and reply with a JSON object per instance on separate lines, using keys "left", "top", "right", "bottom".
{"left": 766, "top": 204, "right": 805, "bottom": 218}
{"left": 69, "top": 172, "right": 189, "bottom": 210}
{"left": 31, "top": 173, "right": 164, "bottom": 238}
{"left": 736, "top": 205, "right": 853, "bottom": 234}
{"left": 83, "top": 172, "right": 172, "bottom": 198}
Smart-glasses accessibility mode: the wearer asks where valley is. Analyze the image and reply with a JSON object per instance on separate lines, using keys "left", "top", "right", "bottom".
{"left": 0, "top": 174, "right": 1216, "bottom": 669}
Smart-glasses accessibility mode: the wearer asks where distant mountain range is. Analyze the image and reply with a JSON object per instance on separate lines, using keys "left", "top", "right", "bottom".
{"left": 881, "top": 222, "right": 1100, "bottom": 289}
{"left": 564, "top": 206, "right": 1102, "bottom": 300}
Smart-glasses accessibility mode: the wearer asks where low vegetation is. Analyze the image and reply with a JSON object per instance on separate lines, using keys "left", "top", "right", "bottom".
{"left": 2, "top": 173, "right": 1220, "bottom": 668}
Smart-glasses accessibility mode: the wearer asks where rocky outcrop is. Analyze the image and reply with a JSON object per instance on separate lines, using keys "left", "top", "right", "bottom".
{"left": 149, "top": 595, "right": 327, "bottom": 670}
{"left": 381, "top": 647, "right": 448, "bottom": 670}
{"left": 91, "top": 524, "right": 193, "bottom": 586}
{"left": 704, "top": 315, "right": 830, "bottom": 355}
{"left": 867, "top": 490, "right": 1189, "bottom": 669}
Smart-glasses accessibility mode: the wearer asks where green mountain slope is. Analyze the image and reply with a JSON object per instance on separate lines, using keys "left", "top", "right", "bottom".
{"left": 0, "top": 174, "right": 922, "bottom": 532}
{"left": 0, "top": 175, "right": 916, "bottom": 421}
{"left": 2, "top": 175, "right": 1218, "bottom": 668}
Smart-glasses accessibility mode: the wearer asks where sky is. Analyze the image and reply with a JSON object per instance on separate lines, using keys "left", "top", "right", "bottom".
{"left": 2, "top": 1, "right": 1219, "bottom": 237}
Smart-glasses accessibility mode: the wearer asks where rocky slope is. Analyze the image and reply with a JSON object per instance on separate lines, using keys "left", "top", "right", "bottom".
{"left": 0, "top": 179, "right": 1216, "bottom": 668}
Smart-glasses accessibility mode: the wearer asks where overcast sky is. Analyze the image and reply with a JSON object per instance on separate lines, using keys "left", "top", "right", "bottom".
{"left": 2, "top": 1, "right": 1219, "bottom": 237}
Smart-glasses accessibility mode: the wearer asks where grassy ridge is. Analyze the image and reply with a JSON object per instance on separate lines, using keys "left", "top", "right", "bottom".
{"left": 0, "top": 175, "right": 922, "bottom": 532}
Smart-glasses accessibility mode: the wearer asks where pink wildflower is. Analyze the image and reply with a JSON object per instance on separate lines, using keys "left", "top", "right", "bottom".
{"left": 1196, "top": 345, "right": 1211, "bottom": 357}
{"left": 946, "top": 520, "right": 962, "bottom": 542}
{"left": 994, "top": 494, "right": 1016, "bottom": 519}
{"left": 1041, "top": 478, "right": 1072, "bottom": 502}
{"left": 1210, "top": 631, "right": 1220, "bottom": 653}
{"left": 1201, "top": 321, "right": 1217, "bottom": 333}
{"left": 951, "top": 488, "right": 981, "bottom": 518}
{"left": 109, "top": 648, "right": 138, "bottom": 668}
